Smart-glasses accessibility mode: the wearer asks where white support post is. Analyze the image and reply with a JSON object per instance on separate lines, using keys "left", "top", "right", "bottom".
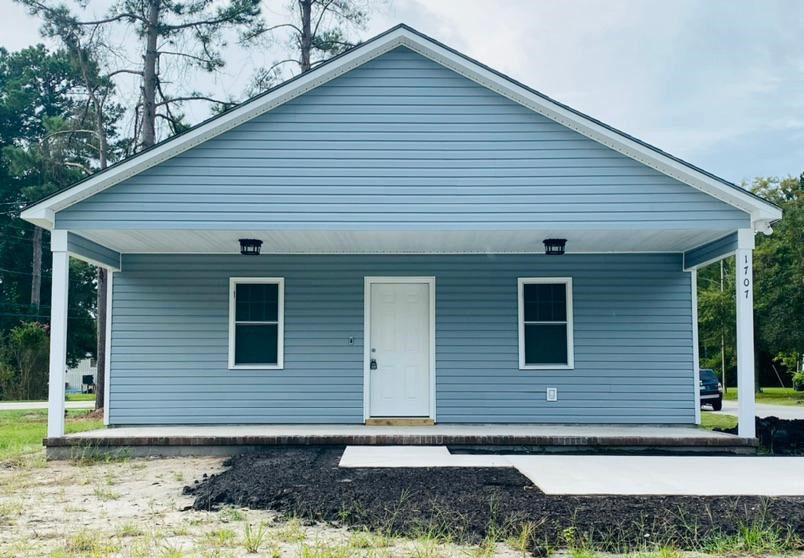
{"left": 103, "top": 271, "right": 113, "bottom": 426}
{"left": 691, "top": 269, "right": 701, "bottom": 425}
{"left": 736, "top": 229, "right": 756, "bottom": 438}
{"left": 47, "top": 231, "right": 70, "bottom": 438}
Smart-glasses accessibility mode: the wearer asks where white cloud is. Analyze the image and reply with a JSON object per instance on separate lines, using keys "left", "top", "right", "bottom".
{"left": 2, "top": 0, "right": 802, "bottom": 181}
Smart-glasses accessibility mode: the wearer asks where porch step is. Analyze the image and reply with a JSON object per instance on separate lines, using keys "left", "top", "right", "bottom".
{"left": 366, "top": 418, "right": 435, "bottom": 427}
{"left": 44, "top": 424, "right": 757, "bottom": 459}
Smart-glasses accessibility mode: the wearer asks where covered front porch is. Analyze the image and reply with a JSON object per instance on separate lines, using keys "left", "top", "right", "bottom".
{"left": 36, "top": 224, "right": 764, "bottom": 443}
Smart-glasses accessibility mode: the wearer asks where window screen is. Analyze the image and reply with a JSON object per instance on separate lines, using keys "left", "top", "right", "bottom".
{"left": 520, "top": 280, "right": 572, "bottom": 366}
{"left": 232, "top": 282, "right": 282, "bottom": 366}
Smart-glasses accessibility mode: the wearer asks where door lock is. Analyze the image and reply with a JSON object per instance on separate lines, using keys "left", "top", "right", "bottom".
{"left": 370, "top": 359, "right": 378, "bottom": 370}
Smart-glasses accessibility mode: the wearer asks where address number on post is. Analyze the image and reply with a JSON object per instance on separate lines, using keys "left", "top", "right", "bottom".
{"left": 742, "top": 253, "right": 751, "bottom": 299}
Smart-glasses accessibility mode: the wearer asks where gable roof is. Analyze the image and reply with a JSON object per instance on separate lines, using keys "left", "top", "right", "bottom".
{"left": 21, "top": 23, "right": 781, "bottom": 231}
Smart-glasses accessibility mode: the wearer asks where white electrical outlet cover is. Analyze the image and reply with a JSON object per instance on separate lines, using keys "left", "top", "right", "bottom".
{"left": 546, "top": 388, "right": 558, "bottom": 402}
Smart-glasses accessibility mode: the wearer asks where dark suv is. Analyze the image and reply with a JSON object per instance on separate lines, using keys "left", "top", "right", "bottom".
{"left": 699, "top": 368, "right": 723, "bottom": 410}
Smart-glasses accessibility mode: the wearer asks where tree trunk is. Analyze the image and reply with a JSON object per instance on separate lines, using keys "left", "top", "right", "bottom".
{"left": 141, "top": 0, "right": 161, "bottom": 148}
{"left": 299, "top": 0, "right": 313, "bottom": 72}
{"left": 95, "top": 268, "right": 107, "bottom": 410}
{"left": 31, "top": 227, "right": 42, "bottom": 308}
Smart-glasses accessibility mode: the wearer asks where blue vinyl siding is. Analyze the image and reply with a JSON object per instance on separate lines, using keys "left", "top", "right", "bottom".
{"left": 66, "top": 232, "right": 121, "bottom": 269}
{"left": 683, "top": 232, "right": 738, "bottom": 269}
{"left": 108, "top": 253, "right": 695, "bottom": 425}
{"left": 56, "top": 47, "right": 749, "bottom": 231}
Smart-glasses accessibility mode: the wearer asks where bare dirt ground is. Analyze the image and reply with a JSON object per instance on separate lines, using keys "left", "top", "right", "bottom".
{"left": 1, "top": 453, "right": 802, "bottom": 558}
{"left": 0, "top": 455, "right": 527, "bottom": 558}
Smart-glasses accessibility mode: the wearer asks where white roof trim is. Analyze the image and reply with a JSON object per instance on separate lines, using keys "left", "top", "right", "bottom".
{"left": 21, "top": 25, "right": 781, "bottom": 231}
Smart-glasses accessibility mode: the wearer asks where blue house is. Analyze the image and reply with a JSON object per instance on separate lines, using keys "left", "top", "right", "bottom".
{"left": 23, "top": 25, "right": 780, "bottom": 442}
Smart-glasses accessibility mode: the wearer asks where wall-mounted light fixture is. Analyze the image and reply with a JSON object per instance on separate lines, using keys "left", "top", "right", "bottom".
{"left": 239, "top": 238, "right": 263, "bottom": 256}
{"left": 543, "top": 238, "right": 567, "bottom": 256}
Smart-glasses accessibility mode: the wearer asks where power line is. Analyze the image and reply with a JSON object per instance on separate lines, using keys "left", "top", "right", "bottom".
{"left": 0, "top": 312, "right": 93, "bottom": 321}
{"left": 0, "top": 267, "right": 52, "bottom": 278}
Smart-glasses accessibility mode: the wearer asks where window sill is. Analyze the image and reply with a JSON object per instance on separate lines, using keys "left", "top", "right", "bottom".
{"left": 519, "top": 364, "right": 574, "bottom": 371}
{"left": 228, "top": 364, "right": 284, "bottom": 370}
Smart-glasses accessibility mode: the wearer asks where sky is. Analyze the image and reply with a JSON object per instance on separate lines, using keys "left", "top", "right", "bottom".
{"left": 2, "top": 0, "right": 802, "bottom": 185}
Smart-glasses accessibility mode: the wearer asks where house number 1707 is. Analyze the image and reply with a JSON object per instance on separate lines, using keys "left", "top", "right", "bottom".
{"left": 743, "top": 254, "right": 751, "bottom": 299}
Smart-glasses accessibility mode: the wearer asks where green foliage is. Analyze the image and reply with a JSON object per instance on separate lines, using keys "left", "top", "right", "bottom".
{"left": 0, "top": 45, "right": 103, "bottom": 374}
{"left": 0, "top": 408, "right": 102, "bottom": 461}
{"left": 697, "top": 174, "right": 804, "bottom": 385}
{"left": 0, "top": 321, "right": 49, "bottom": 401}
{"left": 753, "top": 174, "right": 804, "bottom": 356}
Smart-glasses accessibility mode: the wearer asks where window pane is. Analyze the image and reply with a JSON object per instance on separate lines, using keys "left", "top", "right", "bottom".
{"left": 524, "top": 323, "right": 567, "bottom": 364}
{"left": 235, "top": 324, "right": 278, "bottom": 364}
{"left": 236, "top": 283, "right": 278, "bottom": 322}
{"left": 523, "top": 283, "right": 566, "bottom": 322}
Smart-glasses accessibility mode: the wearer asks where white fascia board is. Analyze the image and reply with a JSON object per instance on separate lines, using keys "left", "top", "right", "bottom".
{"left": 21, "top": 25, "right": 782, "bottom": 230}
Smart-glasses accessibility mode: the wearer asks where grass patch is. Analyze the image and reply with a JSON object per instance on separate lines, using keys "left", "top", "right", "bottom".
{"left": 93, "top": 484, "right": 122, "bottom": 501}
{"left": 204, "top": 527, "right": 237, "bottom": 548}
{"left": 242, "top": 522, "right": 268, "bottom": 553}
{"left": 218, "top": 506, "right": 246, "bottom": 522}
{"left": 274, "top": 517, "right": 307, "bottom": 543}
{"left": 700, "top": 412, "right": 737, "bottom": 430}
{"left": 116, "top": 521, "right": 145, "bottom": 537}
{"left": 701, "top": 522, "right": 800, "bottom": 555}
{"left": 724, "top": 387, "right": 804, "bottom": 405}
{"left": 349, "top": 529, "right": 392, "bottom": 549}
{"left": 63, "top": 530, "right": 120, "bottom": 555}
{"left": 66, "top": 393, "right": 96, "bottom": 402}
{"left": 0, "top": 408, "right": 103, "bottom": 461}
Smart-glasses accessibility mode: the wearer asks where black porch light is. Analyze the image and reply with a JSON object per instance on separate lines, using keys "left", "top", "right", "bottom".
{"left": 239, "top": 238, "right": 263, "bottom": 256}
{"left": 543, "top": 238, "right": 567, "bottom": 256}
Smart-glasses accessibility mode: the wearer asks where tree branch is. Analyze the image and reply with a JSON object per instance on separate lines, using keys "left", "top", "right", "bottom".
{"left": 155, "top": 95, "right": 231, "bottom": 107}
{"left": 105, "top": 68, "right": 144, "bottom": 78}
{"left": 157, "top": 50, "right": 213, "bottom": 65}
{"left": 312, "top": 0, "right": 336, "bottom": 38}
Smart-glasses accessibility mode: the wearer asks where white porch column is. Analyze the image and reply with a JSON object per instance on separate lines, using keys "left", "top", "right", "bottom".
{"left": 735, "top": 229, "right": 756, "bottom": 438}
{"left": 47, "top": 231, "right": 70, "bottom": 438}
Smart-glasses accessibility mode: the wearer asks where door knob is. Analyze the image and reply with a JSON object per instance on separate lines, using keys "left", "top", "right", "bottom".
{"left": 370, "top": 359, "right": 378, "bottom": 370}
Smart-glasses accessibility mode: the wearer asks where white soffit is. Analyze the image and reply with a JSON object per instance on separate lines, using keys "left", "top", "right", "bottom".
{"left": 20, "top": 25, "right": 781, "bottom": 231}
{"left": 76, "top": 229, "right": 729, "bottom": 255}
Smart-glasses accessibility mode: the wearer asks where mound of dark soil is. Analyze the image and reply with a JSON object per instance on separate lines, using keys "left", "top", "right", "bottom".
{"left": 717, "top": 417, "right": 804, "bottom": 454}
{"left": 185, "top": 447, "right": 804, "bottom": 553}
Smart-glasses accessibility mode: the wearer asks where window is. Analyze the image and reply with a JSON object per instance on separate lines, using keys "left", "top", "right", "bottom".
{"left": 518, "top": 278, "right": 574, "bottom": 369}
{"left": 228, "top": 278, "right": 284, "bottom": 369}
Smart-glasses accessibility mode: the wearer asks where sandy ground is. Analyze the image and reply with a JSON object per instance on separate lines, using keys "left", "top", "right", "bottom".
{"left": 0, "top": 455, "right": 528, "bottom": 558}
{"left": 1, "top": 454, "right": 802, "bottom": 558}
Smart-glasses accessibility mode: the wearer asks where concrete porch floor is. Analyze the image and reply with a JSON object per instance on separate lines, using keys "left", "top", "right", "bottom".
{"left": 45, "top": 424, "right": 755, "bottom": 458}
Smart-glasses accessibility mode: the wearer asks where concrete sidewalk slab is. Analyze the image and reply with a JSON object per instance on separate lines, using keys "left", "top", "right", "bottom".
{"left": 711, "top": 401, "right": 804, "bottom": 421}
{"left": 340, "top": 445, "right": 511, "bottom": 468}
{"left": 507, "top": 455, "right": 804, "bottom": 496}
{"left": 339, "top": 446, "right": 804, "bottom": 496}
{"left": 0, "top": 401, "right": 94, "bottom": 411}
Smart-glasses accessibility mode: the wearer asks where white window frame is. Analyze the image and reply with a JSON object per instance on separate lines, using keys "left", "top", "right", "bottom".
{"left": 518, "top": 277, "right": 574, "bottom": 370}
{"left": 228, "top": 277, "right": 284, "bottom": 370}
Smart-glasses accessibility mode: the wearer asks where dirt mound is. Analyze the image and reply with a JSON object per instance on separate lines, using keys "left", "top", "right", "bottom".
{"left": 717, "top": 417, "right": 804, "bottom": 454}
{"left": 185, "top": 447, "right": 804, "bottom": 553}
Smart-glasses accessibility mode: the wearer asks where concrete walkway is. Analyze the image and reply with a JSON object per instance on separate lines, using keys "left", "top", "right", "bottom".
{"left": 339, "top": 446, "right": 804, "bottom": 496}
{"left": 710, "top": 400, "right": 804, "bottom": 421}
{"left": 0, "top": 401, "right": 95, "bottom": 411}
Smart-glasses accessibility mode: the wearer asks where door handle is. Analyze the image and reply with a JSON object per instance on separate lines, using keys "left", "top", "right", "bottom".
{"left": 370, "top": 358, "right": 378, "bottom": 370}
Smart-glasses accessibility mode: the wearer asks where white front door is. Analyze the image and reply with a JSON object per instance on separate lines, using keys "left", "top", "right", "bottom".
{"left": 368, "top": 281, "right": 432, "bottom": 417}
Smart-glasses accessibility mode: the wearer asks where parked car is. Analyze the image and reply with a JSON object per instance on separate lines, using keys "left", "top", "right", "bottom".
{"left": 699, "top": 368, "right": 723, "bottom": 410}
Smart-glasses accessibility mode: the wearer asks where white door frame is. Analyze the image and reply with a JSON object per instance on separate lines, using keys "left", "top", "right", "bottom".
{"left": 363, "top": 276, "right": 436, "bottom": 421}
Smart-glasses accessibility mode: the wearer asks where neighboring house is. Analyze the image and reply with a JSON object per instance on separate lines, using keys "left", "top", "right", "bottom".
{"left": 22, "top": 25, "right": 780, "bottom": 439}
{"left": 65, "top": 358, "right": 97, "bottom": 393}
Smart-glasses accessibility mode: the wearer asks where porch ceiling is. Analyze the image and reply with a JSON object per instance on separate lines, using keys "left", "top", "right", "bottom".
{"left": 73, "top": 228, "right": 733, "bottom": 255}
